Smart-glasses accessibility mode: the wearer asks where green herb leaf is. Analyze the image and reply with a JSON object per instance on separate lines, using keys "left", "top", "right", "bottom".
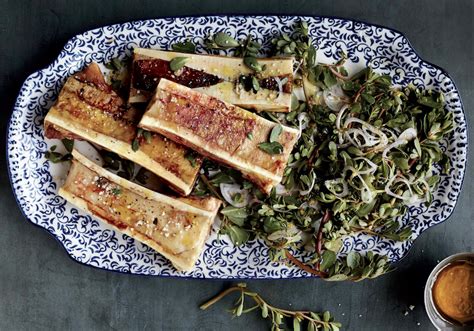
{"left": 143, "top": 131, "right": 152, "bottom": 144}
{"left": 169, "top": 57, "right": 188, "bottom": 71}
{"left": 346, "top": 252, "right": 361, "bottom": 269}
{"left": 323, "top": 69, "right": 337, "bottom": 87}
{"left": 61, "top": 138, "right": 74, "bottom": 153}
{"left": 45, "top": 151, "right": 71, "bottom": 163}
{"left": 291, "top": 94, "right": 299, "bottom": 111}
{"left": 270, "top": 124, "right": 283, "bottom": 143}
{"left": 293, "top": 317, "right": 301, "bottom": 331}
{"left": 320, "top": 250, "right": 337, "bottom": 271}
{"left": 323, "top": 311, "right": 330, "bottom": 322}
{"left": 213, "top": 32, "right": 240, "bottom": 48}
{"left": 171, "top": 40, "right": 196, "bottom": 53}
{"left": 306, "top": 44, "right": 317, "bottom": 68}
{"left": 362, "top": 92, "right": 375, "bottom": 104}
{"left": 221, "top": 206, "right": 248, "bottom": 226}
{"left": 111, "top": 187, "right": 122, "bottom": 196}
{"left": 261, "top": 303, "right": 268, "bottom": 318}
{"left": 258, "top": 142, "right": 283, "bottom": 155}
{"left": 251, "top": 76, "right": 260, "bottom": 92}
{"left": 185, "top": 151, "right": 199, "bottom": 168}
{"left": 131, "top": 138, "right": 140, "bottom": 152}
{"left": 225, "top": 225, "right": 250, "bottom": 245}
{"left": 104, "top": 57, "right": 124, "bottom": 71}
{"left": 244, "top": 56, "right": 265, "bottom": 73}
{"left": 418, "top": 95, "right": 442, "bottom": 108}
{"left": 45, "top": 142, "right": 73, "bottom": 163}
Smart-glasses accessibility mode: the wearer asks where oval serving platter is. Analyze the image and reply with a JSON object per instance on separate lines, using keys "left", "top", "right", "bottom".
{"left": 7, "top": 16, "right": 467, "bottom": 279}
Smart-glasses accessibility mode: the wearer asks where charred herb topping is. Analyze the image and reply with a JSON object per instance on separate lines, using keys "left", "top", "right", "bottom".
{"left": 184, "top": 150, "right": 199, "bottom": 168}
{"left": 239, "top": 74, "right": 260, "bottom": 93}
{"left": 111, "top": 187, "right": 122, "bottom": 196}
{"left": 131, "top": 128, "right": 152, "bottom": 152}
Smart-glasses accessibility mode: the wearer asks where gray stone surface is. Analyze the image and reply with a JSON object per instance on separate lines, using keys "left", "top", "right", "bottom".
{"left": 0, "top": 0, "right": 472, "bottom": 330}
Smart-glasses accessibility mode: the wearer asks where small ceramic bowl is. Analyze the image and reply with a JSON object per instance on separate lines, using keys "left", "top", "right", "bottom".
{"left": 424, "top": 252, "right": 474, "bottom": 330}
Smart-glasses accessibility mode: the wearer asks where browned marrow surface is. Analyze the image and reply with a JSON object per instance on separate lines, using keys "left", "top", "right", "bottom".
{"left": 139, "top": 79, "right": 299, "bottom": 194}
{"left": 44, "top": 62, "right": 201, "bottom": 195}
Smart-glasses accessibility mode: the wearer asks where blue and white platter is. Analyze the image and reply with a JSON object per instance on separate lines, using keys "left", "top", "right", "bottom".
{"left": 7, "top": 16, "right": 467, "bottom": 279}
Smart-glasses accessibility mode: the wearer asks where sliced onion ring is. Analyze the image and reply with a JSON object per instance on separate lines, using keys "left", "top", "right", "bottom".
{"left": 299, "top": 175, "right": 316, "bottom": 196}
{"left": 219, "top": 183, "right": 250, "bottom": 208}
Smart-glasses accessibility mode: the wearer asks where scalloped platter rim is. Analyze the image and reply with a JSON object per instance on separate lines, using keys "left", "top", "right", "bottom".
{"left": 7, "top": 15, "right": 468, "bottom": 279}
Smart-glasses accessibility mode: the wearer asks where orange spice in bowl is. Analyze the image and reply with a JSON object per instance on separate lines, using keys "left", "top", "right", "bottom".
{"left": 425, "top": 254, "right": 474, "bottom": 330}
{"left": 432, "top": 261, "right": 474, "bottom": 325}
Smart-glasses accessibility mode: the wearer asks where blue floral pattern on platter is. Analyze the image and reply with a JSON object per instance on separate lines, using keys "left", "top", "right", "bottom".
{"left": 7, "top": 16, "right": 467, "bottom": 279}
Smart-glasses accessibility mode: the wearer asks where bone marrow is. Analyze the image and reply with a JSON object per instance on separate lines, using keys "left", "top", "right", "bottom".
{"left": 44, "top": 63, "right": 201, "bottom": 195}
{"left": 139, "top": 79, "right": 299, "bottom": 194}
{"left": 60, "top": 149, "right": 221, "bottom": 271}
{"left": 129, "top": 48, "right": 294, "bottom": 112}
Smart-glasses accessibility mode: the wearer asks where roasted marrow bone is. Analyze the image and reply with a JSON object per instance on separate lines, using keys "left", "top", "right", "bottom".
{"left": 129, "top": 48, "right": 294, "bottom": 112}
{"left": 59, "top": 149, "right": 222, "bottom": 271}
{"left": 139, "top": 79, "right": 299, "bottom": 194}
{"left": 44, "top": 62, "right": 201, "bottom": 195}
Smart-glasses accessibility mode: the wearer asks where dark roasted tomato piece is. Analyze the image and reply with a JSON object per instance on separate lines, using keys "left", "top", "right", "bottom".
{"left": 260, "top": 75, "right": 292, "bottom": 93}
{"left": 133, "top": 59, "right": 222, "bottom": 91}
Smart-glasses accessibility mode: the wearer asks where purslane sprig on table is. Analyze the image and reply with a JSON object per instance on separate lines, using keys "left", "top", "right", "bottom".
{"left": 200, "top": 283, "right": 342, "bottom": 331}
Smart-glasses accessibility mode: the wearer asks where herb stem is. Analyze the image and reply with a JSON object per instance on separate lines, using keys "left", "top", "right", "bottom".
{"left": 307, "top": 138, "right": 327, "bottom": 166}
{"left": 285, "top": 250, "right": 327, "bottom": 277}
{"left": 200, "top": 286, "right": 243, "bottom": 310}
{"left": 328, "top": 66, "right": 350, "bottom": 81}
{"left": 200, "top": 283, "right": 338, "bottom": 328}
{"left": 253, "top": 296, "right": 313, "bottom": 319}
{"left": 353, "top": 85, "right": 366, "bottom": 103}
{"left": 315, "top": 210, "right": 332, "bottom": 255}
{"left": 352, "top": 227, "right": 379, "bottom": 236}
{"left": 199, "top": 174, "right": 226, "bottom": 203}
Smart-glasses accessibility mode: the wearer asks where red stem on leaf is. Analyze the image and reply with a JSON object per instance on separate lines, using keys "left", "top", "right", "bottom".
{"left": 285, "top": 251, "right": 327, "bottom": 277}
{"left": 328, "top": 66, "right": 350, "bottom": 81}
{"left": 316, "top": 210, "right": 332, "bottom": 255}
{"left": 353, "top": 86, "right": 366, "bottom": 103}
